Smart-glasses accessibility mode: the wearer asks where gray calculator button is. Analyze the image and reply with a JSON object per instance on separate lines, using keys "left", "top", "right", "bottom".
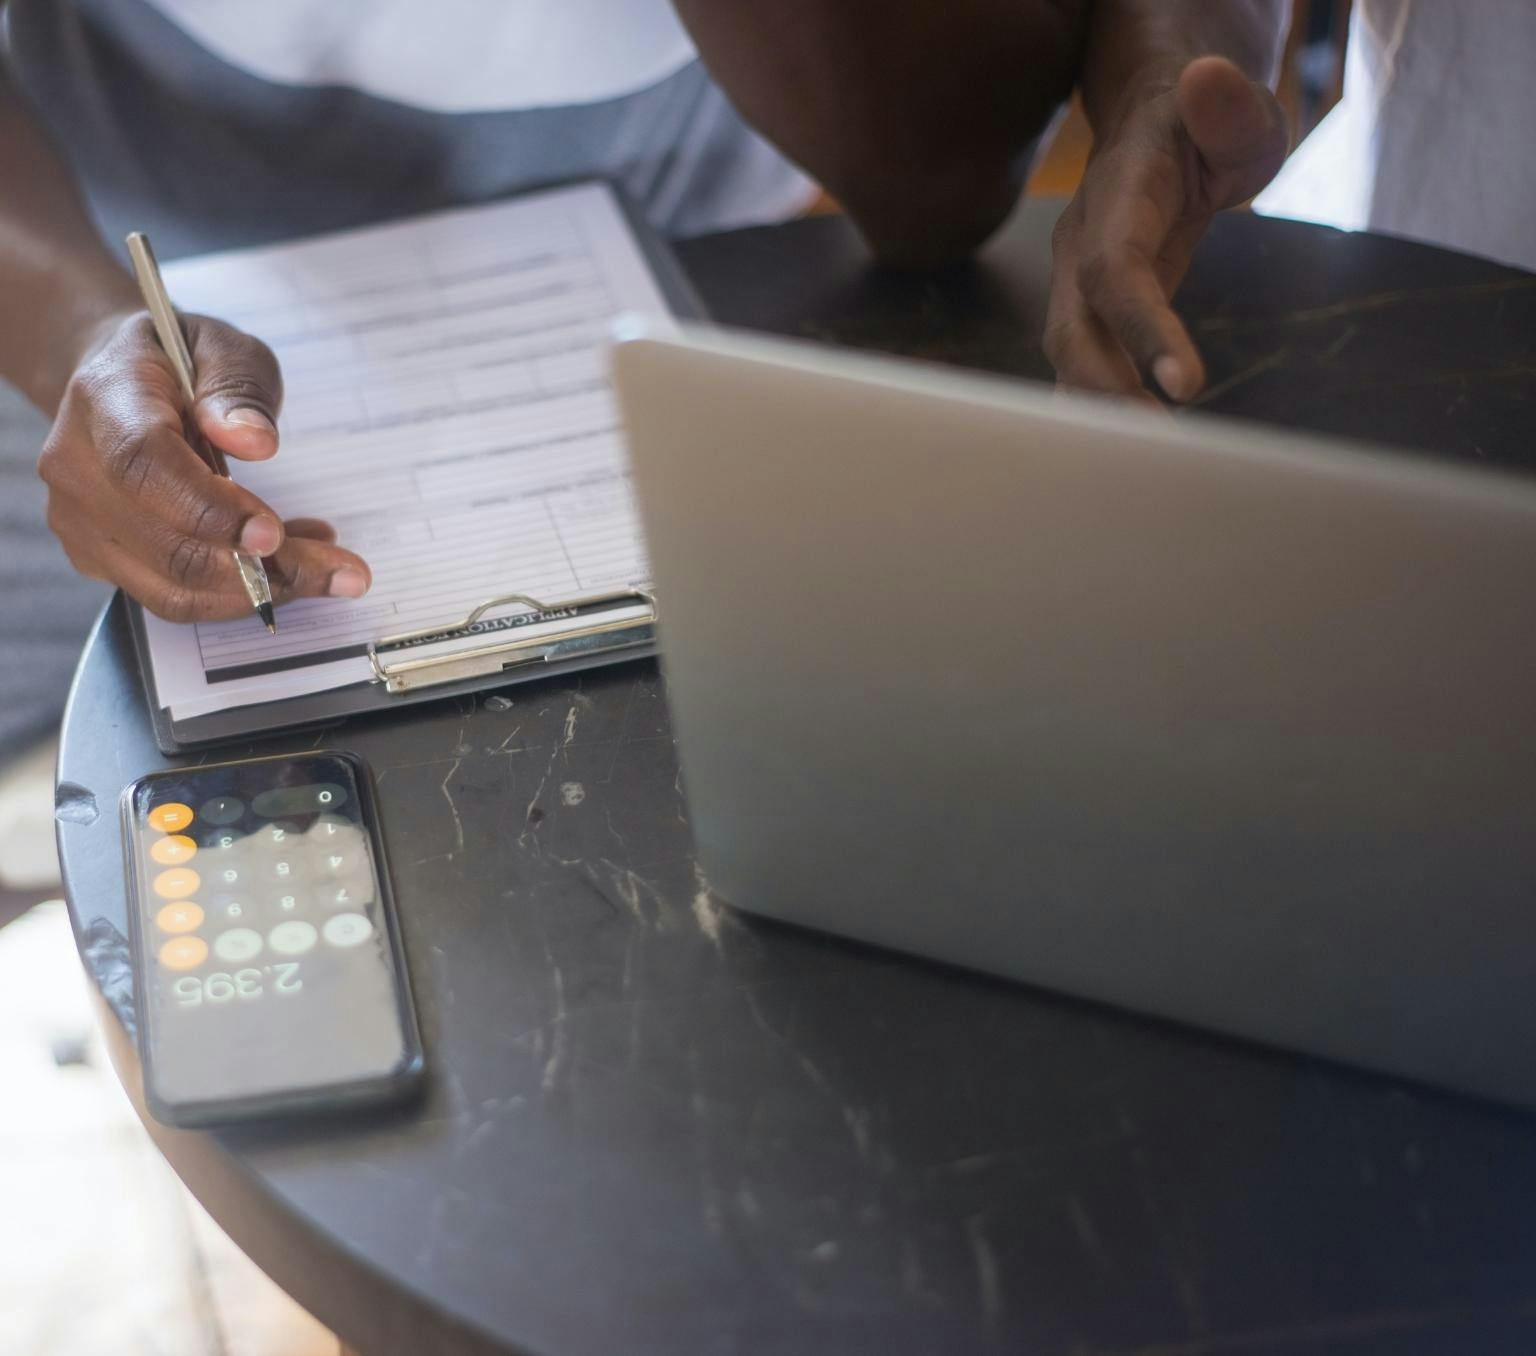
{"left": 258, "top": 821, "right": 300, "bottom": 847}
{"left": 200, "top": 796, "right": 245, "bottom": 826}
{"left": 213, "top": 928, "right": 263, "bottom": 962}
{"left": 252, "top": 783, "right": 350, "bottom": 818}
{"left": 273, "top": 893, "right": 303, "bottom": 915}
{"left": 264, "top": 856, "right": 309, "bottom": 886}
{"left": 209, "top": 863, "right": 246, "bottom": 890}
{"left": 322, "top": 913, "right": 374, "bottom": 949}
{"left": 319, "top": 876, "right": 375, "bottom": 910}
{"left": 268, "top": 921, "right": 318, "bottom": 955}
{"left": 309, "top": 815, "right": 360, "bottom": 845}
{"left": 202, "top": 829, "right": 244, "bottom": 852}
{"left": 314, "top": 847, "right": 366, "bottom": 878}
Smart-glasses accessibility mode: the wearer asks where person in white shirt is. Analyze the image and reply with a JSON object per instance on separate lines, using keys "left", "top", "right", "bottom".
{"left": 1257, "top": 0, "right": 1536, "bottom": 274}
{"left": 2, "top": 0, "right": 1300, "bottom": 755}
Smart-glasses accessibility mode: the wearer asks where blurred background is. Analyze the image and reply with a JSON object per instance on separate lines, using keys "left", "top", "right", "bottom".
{"left": 0, "top": 4, "right": 1350, "bottom": 1353}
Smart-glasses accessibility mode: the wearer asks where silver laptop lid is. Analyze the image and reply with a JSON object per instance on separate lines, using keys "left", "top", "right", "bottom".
{"left": 613, "top": 324, "right": 1536, "bottom": 1107}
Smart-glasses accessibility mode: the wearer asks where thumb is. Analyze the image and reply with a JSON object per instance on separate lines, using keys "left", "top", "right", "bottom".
{"left": 184, "top": 314, "right": 284, "bottom": 461}
{"left": 1177, "top": 56, "right": 1290, "bottom": 211}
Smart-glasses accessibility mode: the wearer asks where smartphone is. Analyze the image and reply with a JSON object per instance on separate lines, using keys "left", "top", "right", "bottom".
{"left": 121, "top": 750, "right": 423, "bottom": 1127}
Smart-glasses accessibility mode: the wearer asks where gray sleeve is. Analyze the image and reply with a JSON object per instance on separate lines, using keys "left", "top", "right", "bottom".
{"left": 0, "top": 383, "right": 107, "bottom": 760}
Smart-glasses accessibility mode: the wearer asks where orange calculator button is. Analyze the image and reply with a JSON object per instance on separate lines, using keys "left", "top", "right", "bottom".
{"left": 158, "top": 936, "right": 208, "bottom": 970}
{"left": 152, "top": 867, "right": 201, "bottom": 900}
{"left": 155, "top": 902, "right": 205, "bottom": 934}
{"left": 147, "top": 803, "right": 194, "bottom": 833}
{"left": 150, "top": 834, "right": 198, "bottom": 866}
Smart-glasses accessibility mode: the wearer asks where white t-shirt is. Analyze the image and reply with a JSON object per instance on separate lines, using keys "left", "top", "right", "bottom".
{"left": 139, "top": 0, "right": 703, "bottom": 112}
{"left": 7, "top": 0, "right": 815, "bottom": 253}
{"left": 1256, "top": 0, "right": 1536, "bottom": 273}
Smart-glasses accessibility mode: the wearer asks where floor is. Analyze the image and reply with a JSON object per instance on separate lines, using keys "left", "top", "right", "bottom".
{"left": 0, "top": 901, "right": 341, "bottom": 1356}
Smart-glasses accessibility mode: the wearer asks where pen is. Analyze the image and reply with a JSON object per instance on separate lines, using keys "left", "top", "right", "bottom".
{"left": 125, "top": 231, "right": 277, "bottom": 635}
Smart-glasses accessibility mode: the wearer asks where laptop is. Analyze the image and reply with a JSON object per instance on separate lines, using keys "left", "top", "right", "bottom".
{"left": 611, "top": 324, "right": 1536, "bottom": 1108}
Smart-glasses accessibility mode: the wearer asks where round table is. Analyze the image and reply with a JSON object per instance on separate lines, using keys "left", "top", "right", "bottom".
{"left": 59, "top": 203, "right": 1536, "bottom": 1356}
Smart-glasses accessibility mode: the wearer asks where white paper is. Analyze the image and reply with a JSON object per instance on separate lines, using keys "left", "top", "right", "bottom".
{"left": 143, "top": 182, "right": 677, "bottom": 720}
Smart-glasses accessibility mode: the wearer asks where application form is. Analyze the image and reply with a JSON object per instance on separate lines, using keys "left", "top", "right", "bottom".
{"left": 144, "top": 183, "right": 677, "bottom": 720}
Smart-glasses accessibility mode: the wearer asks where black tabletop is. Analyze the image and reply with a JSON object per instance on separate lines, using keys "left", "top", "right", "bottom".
{"left": 58, "top": 202, "right": 1536, "bottom": 1356}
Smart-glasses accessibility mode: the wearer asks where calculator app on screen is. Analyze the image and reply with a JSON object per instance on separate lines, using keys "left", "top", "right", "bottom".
{"left": 123, "top": 752, "right": 421, "bottom": 1125}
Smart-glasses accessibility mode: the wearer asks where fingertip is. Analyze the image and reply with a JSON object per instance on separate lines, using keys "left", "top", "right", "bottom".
{"left": 239, "top": 513, "right": 283, "bottom": 556}
{"left": 1177, "top": 57, "right": 1284, "bottom": 178}
{"left": 222, "top": 405, "right": 276, "bottom": 436}
{"left": 1153, "top": 355, "right": 1191, "bottom": 403}
{"left": 1180, "top": 54, "right": 1244, "bottom": 86}
{"left": 328, "top": 566, "right": 370, "bottom": 599}
{"left": 1177, "top": 55, "right": 1251, "bottom": 114}
{"left": 1155, "top": 350, "right": 1210, "bottom": 403}
{"left": 199, "top": 404, "right": 279, "bottom": 460}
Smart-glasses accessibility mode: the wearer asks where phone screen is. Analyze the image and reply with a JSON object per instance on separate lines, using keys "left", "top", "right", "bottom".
{"left": 125, "top": 752, "right": 419, "bottom": 1121}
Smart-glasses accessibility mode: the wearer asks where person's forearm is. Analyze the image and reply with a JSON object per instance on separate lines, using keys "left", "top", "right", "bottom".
{"left": 0, "top": 75, "right": 140, "bottom": 413}
{"left": 1080, "top": 0, "right": 1288, "bottom": 138}
{"left": 674, "top": 0, "right": 1089, "bottom": 265}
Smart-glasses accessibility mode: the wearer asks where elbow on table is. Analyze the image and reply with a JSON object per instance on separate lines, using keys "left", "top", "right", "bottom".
{"left": 832, "top": 156, "right": 1027, "bottom": 269}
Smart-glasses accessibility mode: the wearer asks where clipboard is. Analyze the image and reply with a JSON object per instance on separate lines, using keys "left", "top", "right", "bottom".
{"left": 127, "top": 182, "right": 702, "bottom": 755}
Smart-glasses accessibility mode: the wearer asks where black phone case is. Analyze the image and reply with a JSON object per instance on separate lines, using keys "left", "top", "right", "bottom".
{"left": 122, "top": 750, "right": 424, "bottom": 1127}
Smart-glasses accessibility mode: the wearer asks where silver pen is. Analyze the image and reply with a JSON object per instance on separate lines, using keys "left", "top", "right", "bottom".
{"left": 125, "top": 231, "right": 277, "bottom": 635}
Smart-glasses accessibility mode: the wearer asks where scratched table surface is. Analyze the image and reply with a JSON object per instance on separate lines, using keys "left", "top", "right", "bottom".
{"left": 58, "top": 202, "right": 1536, "bottom": 1356}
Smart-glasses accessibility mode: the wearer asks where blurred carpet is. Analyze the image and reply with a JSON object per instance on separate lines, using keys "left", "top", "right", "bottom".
{"left": 0, "top": 902, "right": 340, "bottom": 1355}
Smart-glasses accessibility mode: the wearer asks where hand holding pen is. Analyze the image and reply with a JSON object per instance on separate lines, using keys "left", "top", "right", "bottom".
{"left": 127, "top": 232, "right": 279, "bottom": 632}
{"left": 34, "top": 235, "right": 372, "bottom": 628}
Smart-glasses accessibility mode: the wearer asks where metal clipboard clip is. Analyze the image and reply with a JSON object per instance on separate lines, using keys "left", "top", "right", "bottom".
{"left": 367, "top": 587, "right": 657, "bottom": 695}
